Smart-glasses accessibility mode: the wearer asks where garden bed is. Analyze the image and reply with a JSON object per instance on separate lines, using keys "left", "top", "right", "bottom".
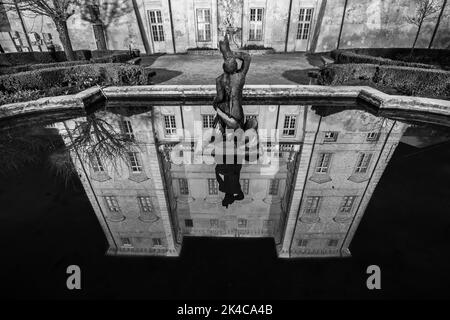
{"left": 0, "top": 63, "right": 152, "bottom": 105}
{"left": 318, "top": 63, "right": 450, "bottom": 99}
{"left": 332, "top": 48, "right": 450, "bottom": 70}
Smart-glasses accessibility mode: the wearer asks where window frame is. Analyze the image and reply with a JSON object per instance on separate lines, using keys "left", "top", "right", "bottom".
{"left": 282, "top": 115, "right": 297, "bottom": 137}
{"left": 202, "top": 114, "right": 215, "bottom": 128}
{"left": 196, "top": 8, "right": 212, "bottom": 42}
{"left": 179, "top": 178, "right": 189, "bottom": 195}
{"left": 296, "top": 8, "right": 314, "bottom": 40}
{"left": 249, "top": 7, "right": 264, "bottom": 41}
{"left": 164, "top": 114, "right": 177, "bottom": 136}
{"left": 137, "top": 196, "right": 153, "bottom": 213}
{"left": 207, "top": 178, "right": 218, "bottom": 195}
{"left": 148, "top": 10, "right": 165, "bottom": 42}
{"left": 354, "top": 152, "right": 373, "bottom": 174}
{"left": 104, "top": 196, "right": 120, "bottom": 212}
{"left": 128, "top": 151, "right": 143, "bottom": 173}
{"left": 304, "top": 196, "right": 321, "bottom": 215}
{"left": 315, "top": 152, "right": 332, "bottom": 174}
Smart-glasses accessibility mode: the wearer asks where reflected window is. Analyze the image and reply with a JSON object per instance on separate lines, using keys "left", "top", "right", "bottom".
{"left": 104, "top": 196, "right": 120, "bottom": 212}
{"left": 196, "top": 9, "right": 211, "bottom": 42}
{"left": 304, "top": 196, "right": 321, "bottom": 214}
{"left": 202, "top": 114, "right": 215, "bottom": 128}
{"left": 263, "top": 219, "right": 273, "bottom": 228}
{"left": 298, "top": 239, "right": 308, "bottom": 247}
{"left": 152, "top": 238, "right": 162, "bottom": 246}
{"left": 339, "top": 196, "right": 356, "bottom": 213}
{"left": 185, "top": 219, "right": 193, "bottom": 227}
{"left": 355, "top": 153, "right": 373, "bottom": 174}
{"left": 179, "top": 178, "right": 189, "bottom": 195}
{"left": 269, "top": 179, "right": 279, "bottom": 195}
{"left": 210, "top": 219, "right": 219, "bottom": 228}
{"left": 283, "top": 115, "right": 296, "bottom": 136}
{"left": 238, "top": 218, "right": 247, "bottom": 228}
{"left": 90, "top": 153, "right": 104, "bottom": 172}
{"left": 164, "top": 115, "right": 177, "bottom": 135}
{"left": 315, "top": 153, "right": 332, "bottom": 173}
{"left": 208, "top": 178, "right": 218, "bottom": 195}
{"left": 148, "top": 10, "right": 165, "bottom": 42}
{"left": 138, "top": 196, "right": 153, "bottom": 212}
{"left": 249, "top": 8, "right": 264, "bottom": 41}
{"left": 240, "top": 179, "right": 249, "bottom": 195}
{"left": 120, "top": 237, "right": 132, "bottom": 247}
{"left": 128, "top": 152, "right": 142, "bottom": 173}
{"left": 121, "top": 120, "right": 134, "bottom": 139}
{"left": 366, "top": 132, "right": 379, "bottom": 142}
{"left": 328, "top": 239, "right": 339, "bottom": 247}
{"left": 324, "top": 131, "right": 338, "bottom": 142}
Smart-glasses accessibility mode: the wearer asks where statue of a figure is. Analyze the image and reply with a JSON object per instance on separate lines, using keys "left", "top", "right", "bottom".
{"left": 213, "top": 34, "right": 257, "bottom": 132}
{"left": 212, "top": 34, "right": 258, "bottom": 208}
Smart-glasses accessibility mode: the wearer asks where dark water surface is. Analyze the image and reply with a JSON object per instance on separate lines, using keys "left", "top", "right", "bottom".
{"left": 0, "top": 102, "right": 449, "bottom": 299}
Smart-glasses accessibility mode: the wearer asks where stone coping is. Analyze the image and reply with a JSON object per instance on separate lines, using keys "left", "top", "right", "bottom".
{"left": 1, "top": 84, "right": 450, "bottom": 121}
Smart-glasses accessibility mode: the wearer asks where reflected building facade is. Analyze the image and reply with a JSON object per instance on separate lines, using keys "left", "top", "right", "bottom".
{"left": 56, "top": 104, "right": 407, "bottom": 258}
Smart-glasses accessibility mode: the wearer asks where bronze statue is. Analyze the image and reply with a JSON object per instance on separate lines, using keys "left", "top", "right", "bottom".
{"left": 212, "top": 34, "right": 258, "bottom": 208}
{"left": 213, "top": 34, "right": 257, "bottom": 132}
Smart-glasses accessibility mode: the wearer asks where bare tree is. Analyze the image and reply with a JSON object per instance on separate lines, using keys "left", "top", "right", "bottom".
{"left": 0, "top": 0, "right": 80, "bottom": 60}
{"left": 80, "top": 0, "right": 132, "bottom": 50}
{"left": 406, "top": 0, "right": 441, "bottom": 55}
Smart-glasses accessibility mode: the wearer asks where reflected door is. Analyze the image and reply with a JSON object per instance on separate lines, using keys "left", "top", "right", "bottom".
{"left": 148, "top": 10, "right": 166, "bottom": 53}
{"left": 294, "top": 7, "right": 314, "bottom": 51}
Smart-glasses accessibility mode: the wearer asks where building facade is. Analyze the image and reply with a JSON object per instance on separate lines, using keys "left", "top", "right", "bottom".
{"left": 1, "top": 0, "right": 449, "bottom": 54}
{"left": 56, "top": 103, "right": 407, "bottom": 258}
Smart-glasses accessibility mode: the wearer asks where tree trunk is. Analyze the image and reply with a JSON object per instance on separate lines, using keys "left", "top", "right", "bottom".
{"left": 410, "top": 20, "right": 423, "bottom": 56}
{"left": 429, "top": 0, "right": 447, "bottom": 48}
{"left": 92, "top": 23, "right": 108, "bottom": 50}
{"left": 54, "top": 19, "right": 76, "bottom": 61}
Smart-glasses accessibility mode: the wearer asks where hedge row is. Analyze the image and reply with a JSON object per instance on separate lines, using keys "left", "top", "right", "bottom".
{"left": 331, "top": 50, "right": 437, "bottom": 70}
{"left": 349, "top": 48, "right": 450, "bottom": 69}
{"left": 0, "top": 63, "right": 152, "bottom": 105}
{"left": 0, "top": 52, "right": 137, "bottom": 75}
{"left": 318, "top": 63, "right": 450, "bottom": 99}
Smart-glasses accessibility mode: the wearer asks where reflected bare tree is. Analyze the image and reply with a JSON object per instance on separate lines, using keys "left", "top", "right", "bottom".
{"left": 51, "top": 113, "right": 141, "bottom": 181}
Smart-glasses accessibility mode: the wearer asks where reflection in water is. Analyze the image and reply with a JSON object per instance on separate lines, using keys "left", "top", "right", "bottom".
{"left": 50, "top": 103, "right": 409, "bottom": 258}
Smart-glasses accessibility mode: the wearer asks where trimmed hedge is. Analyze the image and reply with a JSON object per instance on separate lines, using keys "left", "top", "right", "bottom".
{"left": 318, "top": 63, "right": 450, "bottom": 99}
{"left": 331, "top": 50, "right": 437, "bottom": 69}
{"left": 0, "top": 63, "right": 151, "bottom": 105}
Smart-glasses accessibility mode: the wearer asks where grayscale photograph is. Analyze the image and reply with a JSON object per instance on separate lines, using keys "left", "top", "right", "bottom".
{"left": 0, "top": 0, "right": 449, "bottom": 306}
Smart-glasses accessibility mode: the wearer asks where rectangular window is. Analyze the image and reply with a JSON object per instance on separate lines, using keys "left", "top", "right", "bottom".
{"left": 210, "top": 219, "right": 219, "bottom": 228}
{"left": 121, "top": 237, "right": 132, "bottom": 247}
{"left": 185, "top": 219, "right": 193, "bottom": 228}
{"left": 196, "top": 8, "right": 211, "bottom": 42}
{"left": 324, "top": 131, "right": 338, "bottom": 142}
{"left": 238, "top": 218, "right": 247, "bottom": 228}
{"left": 249, "top": 8, "right": 264, "bottom": 41}
{"left": 296, "top": 8, "right": 314, "bottom": 40}
{"left": 366, "top": 132, "right": 379, "bottom": 142}
{"left": 328, "top": 239, "right": 339, "bottom": 247}
{"left": 179, "top": 178, "right": 189, "bottom": 195}
{"left": 121, "top": 120, "right": 134, "bottom": 139}
{"left": 202, "top": 114, "right": 215, "bottom": 128}
{"left": 355, "top": 153, "right": 373, "bottom": 174}
{"left": 315, "top": 153, "right": 332, "bottom": 173}
{"left": 104, "top": 196, "right": 120, "bottom": 212}
{"left": 263, "top": 219, "right": 273, "bottom": 228}
{"left": 164, "top": 115, "right": 177, "bottom": 135}
{"left": 148, "top": 10, "right": 164, "bottom": 42}
{"left": 240, "top": 179, "right": 249, "bottom": 195}
{"left": 152, "top": 238, "right": 162, "bottom": 246}
{"left": 128, "top": 152, "right": 142, "bottom": 173}
{"left": 137, "top": 196, "right": 153, "bottom": 212}
{"left": 208, "top": 178, "right": 218, "bottom": 195}
{"left": 304, "top": 196, "right": 321, "bottom": 214}
{"left": 339, "top": 196, "right": 356, "bottom": 214}
{"left": 298, "top": 239, "right": 308, "bottom": 247}
{"left": 283, "top": 115, "right": 297, "bottom": 136}
{"left": 269, "top": 179, "right": 280, "bottom": 195}
{"left": 90, "top": 153, "right": 104, "bottom": 172}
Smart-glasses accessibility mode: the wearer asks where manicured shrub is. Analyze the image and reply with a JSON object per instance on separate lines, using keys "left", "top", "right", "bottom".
{"left": 331, "top": 50, "right": 437, "bottom": 69}
{"left": 318, "top": 63, "right": 450, "bottom": 99}
{"left": 0, "top": 63, "right": 151, "bottom": 105}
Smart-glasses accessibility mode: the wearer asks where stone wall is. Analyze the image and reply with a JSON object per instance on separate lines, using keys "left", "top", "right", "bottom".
{"left": 1, "top": 0, "right": 449, "bottom": 54}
